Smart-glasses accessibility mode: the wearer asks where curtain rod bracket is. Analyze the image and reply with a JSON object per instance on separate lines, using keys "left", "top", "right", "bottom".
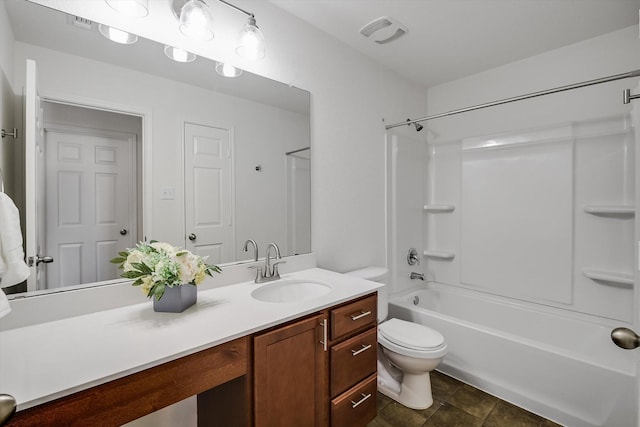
{"left": 623, "top": 89, "right": 640, "bottom": 104}
{"left": 1, "top": 128, "right": 18, "bottom": 139}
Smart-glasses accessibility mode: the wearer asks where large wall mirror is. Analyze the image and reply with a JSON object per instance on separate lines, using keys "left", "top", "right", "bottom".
{"left": 2, "top": 0, "right": 311, "bottom": 297}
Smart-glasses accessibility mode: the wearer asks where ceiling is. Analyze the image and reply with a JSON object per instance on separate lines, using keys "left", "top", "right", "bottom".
{"left": 269, "top": 0, "right": 640, "bottom": 89}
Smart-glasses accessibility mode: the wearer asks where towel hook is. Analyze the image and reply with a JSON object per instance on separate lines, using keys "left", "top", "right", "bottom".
{"left": 1, "top": 128, "right": 18, "bottom": 139}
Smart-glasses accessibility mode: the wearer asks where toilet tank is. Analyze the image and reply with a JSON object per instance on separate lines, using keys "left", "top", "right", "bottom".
{"left": 345, "top": 266, "right": 388, "bottom": 322}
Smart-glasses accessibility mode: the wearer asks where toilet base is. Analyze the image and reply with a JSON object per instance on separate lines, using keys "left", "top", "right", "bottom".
{"left": 378, "top": 371, "right": 434, "bottom": 410}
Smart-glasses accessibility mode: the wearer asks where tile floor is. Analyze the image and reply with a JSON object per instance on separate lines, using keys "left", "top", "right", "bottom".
{"left": 368, "top": 371, "right": 563, "bottom": 427}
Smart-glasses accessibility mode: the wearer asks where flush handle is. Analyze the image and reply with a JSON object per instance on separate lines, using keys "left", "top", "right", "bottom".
{"left": 611, "top": 327, "right": 640, "bottom": 350}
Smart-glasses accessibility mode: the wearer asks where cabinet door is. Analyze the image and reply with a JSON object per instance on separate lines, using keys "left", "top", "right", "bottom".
{"left": 254, "top": 314, "right": 327, "bottom": 427}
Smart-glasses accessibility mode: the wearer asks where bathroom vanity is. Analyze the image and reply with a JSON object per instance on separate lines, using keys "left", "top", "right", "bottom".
{"left": 0, "top": 267, "right": 381, "bottom": 427}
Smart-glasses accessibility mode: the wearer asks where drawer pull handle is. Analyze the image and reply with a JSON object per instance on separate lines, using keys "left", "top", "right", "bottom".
{"left": 351, "top": 344, "right": 372, "bottom": 356}
{"left": 351, "top": 392, "right": 372, "bottom": 409}
{"left": 350, "top": 310, "right": 372, "bottom": 321}
{"left": 320, "top": 319, "right": 328, "bottom": 351}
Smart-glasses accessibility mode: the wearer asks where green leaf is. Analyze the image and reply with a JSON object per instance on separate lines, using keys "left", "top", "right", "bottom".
{"left": 110, "top": 257, "right": 126, "bottom": 264}
{"left": 121, "top": 270, "right": 145, "bottom": 279}
{"left": 131, "top": 262, "right": 153, "bottom": 275}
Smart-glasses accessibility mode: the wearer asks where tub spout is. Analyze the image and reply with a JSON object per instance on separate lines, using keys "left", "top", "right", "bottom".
{"left": 410, "top": 272, "right": 424, "bottom": 280}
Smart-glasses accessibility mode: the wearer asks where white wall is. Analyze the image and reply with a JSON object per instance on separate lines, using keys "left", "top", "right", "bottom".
{"left": 14, "top": 42, "right": 309, "bottom": 264}
{"left": 31, "top": 0, "right": 427, "bottom": 273}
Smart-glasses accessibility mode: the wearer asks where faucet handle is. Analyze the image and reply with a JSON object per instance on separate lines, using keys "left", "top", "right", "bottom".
{"left": 271, "top": 260, "right": 287, "bottom": 279}
{"left": 248, "top": 265, "right": 264, "bottom": 283}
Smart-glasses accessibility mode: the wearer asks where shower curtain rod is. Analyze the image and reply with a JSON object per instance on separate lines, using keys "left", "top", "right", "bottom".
{"left": 385, "top": 69, "right": 640, "bottom": 130}
{"left": 285, "top": 146, "right": 311, "bottom": 155}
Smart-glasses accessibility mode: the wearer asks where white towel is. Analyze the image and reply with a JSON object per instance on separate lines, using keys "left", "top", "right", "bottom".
{"left": 0, "top": 192, "right": 30, "bottom": 288}
{"left": 0, "top": 288, "right": 10, "bottom": 319}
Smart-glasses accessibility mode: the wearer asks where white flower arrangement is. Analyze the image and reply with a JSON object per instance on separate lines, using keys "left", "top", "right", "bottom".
{"left": 111, "top": 241, "right": 221, "bottom": 300}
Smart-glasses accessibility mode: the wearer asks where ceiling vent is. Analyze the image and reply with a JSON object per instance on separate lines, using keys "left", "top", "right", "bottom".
{"left": 359, "top": 16, "right": 407, "bottom": 44}
{"left": 66, "top": 15, "right": 94, "bottom": 31}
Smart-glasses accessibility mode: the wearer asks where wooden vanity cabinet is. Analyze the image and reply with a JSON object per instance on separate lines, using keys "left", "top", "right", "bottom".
{"left": 252, "top": 293, "right": 378, "bottom": 427}
{"left": 328, "top": 294, "right": 378, "bottom": 427}
{"left": 253, "top": 313, "right": 328, "bottom": 427}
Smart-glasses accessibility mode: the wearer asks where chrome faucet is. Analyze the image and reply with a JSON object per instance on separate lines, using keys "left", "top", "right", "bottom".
{"left": 410, "top": 272, "right": 425, "bottom": 280}
{"left": 250, "top": 242, "right": 286, "bottom": 283}
{"left": 243, "top": 239, "right": 258, "bottom": 261}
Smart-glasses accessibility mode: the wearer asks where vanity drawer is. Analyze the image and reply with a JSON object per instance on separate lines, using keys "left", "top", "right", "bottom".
{"left": 330, "top": 327, "right": 377, "bottom": 397}
{"left": 330, "top": 293, "right": 377, "bottom": 340}
{"left": 331, "top": 374, "right": 377, "bottom": 427}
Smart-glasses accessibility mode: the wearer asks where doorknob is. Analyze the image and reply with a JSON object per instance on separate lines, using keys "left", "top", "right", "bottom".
{"left": 28, "top": 255, "right": 54, "bottom": 267}
{"left": 188, "top": 233, "right": 197, "bottom": 241}
{"left": 0, "top": 394, "right": 16, "bottom": 426}
{"left": 611, "top": 327, "right": 640, "bottom": 350}
{"left": 36, "top": 255, "right": 54, "bottom": 265}
{"left": 120, "top": 229, "right": 128, "bottom": 235}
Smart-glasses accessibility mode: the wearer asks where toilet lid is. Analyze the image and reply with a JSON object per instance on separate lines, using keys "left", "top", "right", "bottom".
{"left": 379, "top": 318, "right": 445, "bottom": 351}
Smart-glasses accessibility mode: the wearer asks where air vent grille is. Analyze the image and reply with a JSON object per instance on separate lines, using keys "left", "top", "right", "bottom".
{"left": 359, "top": 16, "right": 407, "bottom": 44}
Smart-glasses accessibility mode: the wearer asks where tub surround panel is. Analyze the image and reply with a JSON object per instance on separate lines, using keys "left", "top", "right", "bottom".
{"left": 427, "top": 114, "right": 635, "bottom": 322}
{"left": 460, "top": 135, "right": 573, "bottom": 304}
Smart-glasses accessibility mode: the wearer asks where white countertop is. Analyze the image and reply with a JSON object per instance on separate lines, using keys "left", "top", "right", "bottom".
{"left": 0, "top": 268, "right": 381, "bottom": 411}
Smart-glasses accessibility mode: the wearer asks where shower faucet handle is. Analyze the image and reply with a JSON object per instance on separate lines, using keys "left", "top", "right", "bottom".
{"left": 407, "top": 248, "right": 420, "bottom": 266}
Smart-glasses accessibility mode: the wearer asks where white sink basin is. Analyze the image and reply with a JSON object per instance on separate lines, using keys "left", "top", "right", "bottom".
{"left": 251, "top": 279, "right": 332, "bottom": 303}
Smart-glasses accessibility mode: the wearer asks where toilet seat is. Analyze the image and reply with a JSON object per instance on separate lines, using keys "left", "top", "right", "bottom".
{"left": 378, "top": 318, "right": 447, "bottom": 359}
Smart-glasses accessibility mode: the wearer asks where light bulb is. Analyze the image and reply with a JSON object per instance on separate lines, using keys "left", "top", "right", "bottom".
{"left": 215, "top": 62, "right": 243, "bottom": 78}
{"left": 179, "top": 0, "right": 214, "bottom": 41}
{"left": 164, "top": 45, "right": 196, "bottom": 63}
{"left": 236, "top": 16, "right": 265, "bottom": 60}
{"left": 98, "top": 24, "right": 138, "bottom": 44}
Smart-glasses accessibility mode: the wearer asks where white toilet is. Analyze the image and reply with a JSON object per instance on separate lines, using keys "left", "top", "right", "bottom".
{"left": 346, "top": 267, "right": 447, "bottom": 410}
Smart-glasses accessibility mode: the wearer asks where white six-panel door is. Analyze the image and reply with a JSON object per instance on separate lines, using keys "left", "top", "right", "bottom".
{"left": 24, "top": 59, "right": 45, "bottom": 292}
{"left": 44, "top": 130, "right": 135, "bottom": 288}
{"left": 184, "top": 122, "right": 234, "bottom": 264}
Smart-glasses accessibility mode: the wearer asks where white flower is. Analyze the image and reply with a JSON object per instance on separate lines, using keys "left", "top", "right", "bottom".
{"left": 177, "top": 252, "right": 199, "bottom": 284}
{"left": 123, "top": 249, "right": 145, "bottom": 272}
{"left": 150, "top": 241, "right": 177, "bottom": 255}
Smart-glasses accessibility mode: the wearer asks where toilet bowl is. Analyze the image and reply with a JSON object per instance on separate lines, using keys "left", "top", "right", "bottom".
{"left": 346, "top": 267, "right": 447, "bottom": 410}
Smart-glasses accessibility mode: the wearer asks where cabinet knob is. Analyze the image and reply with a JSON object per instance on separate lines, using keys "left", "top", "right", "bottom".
{"left": 188, "top": 233, "right": 197, "bottom": 241}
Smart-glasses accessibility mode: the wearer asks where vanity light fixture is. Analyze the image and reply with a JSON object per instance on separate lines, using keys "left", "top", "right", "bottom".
{"left": 164, "top": 45, "right": 196, "bottom": 63}
{"left": 105, "top": 0, "right": 149, "bottom": 18}
{"left": 215, "top": 61, "right": 243, "bottom": 77}
{"left": 98, "top": 24, "right": 138, "bottom": 44}
{"left": 236, "top": 14, "right": 265, "bottom": 60}
{"left": 171, "top": 0, "right": 265, "bottom": 59}
{"left": 179, "top": 0, "right": 215, "bottom": 41}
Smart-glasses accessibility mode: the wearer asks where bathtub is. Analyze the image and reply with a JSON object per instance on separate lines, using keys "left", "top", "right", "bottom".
{"left": 387, "top": 283, "right": 637, "bottom": 427}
